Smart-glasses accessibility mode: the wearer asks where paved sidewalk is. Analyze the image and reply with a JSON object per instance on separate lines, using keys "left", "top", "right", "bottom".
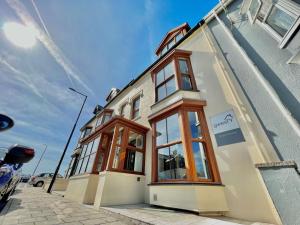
{"left": 0, "top": 186, "right": 144, "bottom": 225}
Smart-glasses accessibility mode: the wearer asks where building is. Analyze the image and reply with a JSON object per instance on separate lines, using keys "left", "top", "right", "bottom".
{"left": 64, "top": 0, "right": 300, "bottom": 224}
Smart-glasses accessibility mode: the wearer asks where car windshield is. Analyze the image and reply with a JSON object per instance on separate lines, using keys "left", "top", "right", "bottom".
{"left": 37, "top": 173, "right": 46, "bottom": 177}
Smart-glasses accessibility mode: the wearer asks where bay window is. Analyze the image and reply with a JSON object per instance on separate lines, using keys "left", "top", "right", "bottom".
{"left": 151, "top": 100, "right": 220, "bottom": 183}
{"left": 152, "top": 49, "right": 197, "bottom": 102}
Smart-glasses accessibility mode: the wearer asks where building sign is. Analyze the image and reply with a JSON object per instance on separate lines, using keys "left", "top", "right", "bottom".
{"left": 210, "top": 109, "right": 245, "bottom": 146}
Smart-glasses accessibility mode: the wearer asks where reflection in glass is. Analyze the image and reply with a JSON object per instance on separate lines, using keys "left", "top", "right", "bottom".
{"left": 176, "top": 32, "right": 183, "bottom": 41}
{"left": 112, "top": 146, "right": 121, "bottom": 169}
{"left": 86, "top": 153, "right": 96, "bottom": 173}
{"left": 156, "top": 119, "right": 167, "bottom": 146}
{"left": 97, "top": 153, "right": 104, "bottom": 172}
{"left": 158, "top": 144, "right": 186, "bottom": 180}
{"left": 75, "top": 159, "right": 82, "bottom": 175}
{"left": 164, "top": 62, "right": 174, "bottom": 80}
{"left": 81, "top": 156, "right": 89, "bottom": 173}
{"left": 167, "top": 113, "right": 180, "bottom": 143}
{"left": 266, "top": 6, "right": 296, "bottom": 37}
{"left": 117, "top": 127, "right": 124, "bottom": 145}
{"left": 166, "top": 78, "right": 176, "bottom": 96}
{"left": 179, "top": 59, "right": 189, "bottom": 74}
{"left": 128, "top": 131, "right": 144, "bottom": 149}
{"left": 124, "top": 150, "right": 143, "bottom": 172}
{"left": 192, "top": 142, "right": 210, "bottom": 179}
{"left": 156, "top": 70, "right": 164, "bottom": 85}
{"left": 157, "top": 85, "right": 166, "bottom": 101}
{"left": 188, "top": 112, "right": 202, "bottom": 138}
{"left": 182, "top": 74, "right": 192, "bottom": 90}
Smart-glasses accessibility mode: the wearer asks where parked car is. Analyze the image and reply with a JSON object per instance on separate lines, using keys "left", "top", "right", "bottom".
{"left": 0, "top": 145, "right": 35, "bottom": 201}
{"left": 29, "top": 173, "right": 63, "bottom": 187}
{"left": 20, "top": 174, "right": 31, "bottom": 183}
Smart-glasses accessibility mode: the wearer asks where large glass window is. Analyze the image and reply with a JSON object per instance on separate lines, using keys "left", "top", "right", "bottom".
{"left": 265, "top": 5, "right": 296, "bottom": 37}
{"left": 156, "top": 62, "right": 176, "bottom": 101}
{"left": 152, "top": 105, "right": 219, "bottom": 183}
{"left": 155, "top": 113, "right": 187, "bottom": 180}
{"left": 248, "top": 0, "right": 261, "bottom": 23}
{"left": 179, "top": 59, "right": 193, "bottom": 90}
{"left": 75, "top": 137, "right": 100, "bottom": 175}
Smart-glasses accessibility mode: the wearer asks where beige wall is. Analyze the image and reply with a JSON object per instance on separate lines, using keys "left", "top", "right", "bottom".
{"left": 43, "top": 178, "right": 69, "bottom": 191}
{"left": 65, "top": 174, "right": 99, "bottom": 204}
{"left": 176, "top": 27, "right": 280, "bottom": 223}
{"left": 149, "top": 185, "right": 228, "bottom": 213}
{"left": 94, "top": 171, "right": 145, "bottom": 208}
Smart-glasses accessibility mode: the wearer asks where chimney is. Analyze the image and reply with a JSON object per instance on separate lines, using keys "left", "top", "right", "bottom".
{"left": 106, "top": 88, "right": 120, "bottom": 102}
{"left": 93, "top": 105, "right": 103, "bottom": 115}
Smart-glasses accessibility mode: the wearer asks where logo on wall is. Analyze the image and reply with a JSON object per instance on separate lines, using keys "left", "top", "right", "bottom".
{"left": 210, "top": 109, "right": 245, "bottom": 147}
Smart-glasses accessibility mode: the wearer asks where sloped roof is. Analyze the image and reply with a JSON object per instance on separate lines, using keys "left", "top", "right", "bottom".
{"left": 155, "top": 22, "right": 190, "bottom": 55}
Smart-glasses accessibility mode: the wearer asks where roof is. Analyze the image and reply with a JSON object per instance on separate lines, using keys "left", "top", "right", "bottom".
{"left": 155, "top": 22, "right": 191, "bottom": 55}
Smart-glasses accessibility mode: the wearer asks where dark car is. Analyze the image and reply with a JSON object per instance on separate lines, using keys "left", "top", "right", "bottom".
{"left": 0, "top": 145, "right": 35, "bottom": 201}
{"left": 20, "top": 174, "right": 31, "bottom": 183}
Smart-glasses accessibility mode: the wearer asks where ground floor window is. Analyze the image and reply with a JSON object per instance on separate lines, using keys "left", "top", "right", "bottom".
{"left": 151, "top": 100, "right": 220, "bottom": 183}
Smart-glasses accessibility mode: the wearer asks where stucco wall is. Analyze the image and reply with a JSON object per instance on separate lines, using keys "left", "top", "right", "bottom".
{"left": 176, "top": 28, "right": 280, "bottom": 223}
{"left": 65, "top": 174, "right": 99, "bottom": 204}
{"left": 93, "top": 171, "right": 145, "bottom": 208}
{"left": 43, "top": 178, "right": 69, "bottom": 191}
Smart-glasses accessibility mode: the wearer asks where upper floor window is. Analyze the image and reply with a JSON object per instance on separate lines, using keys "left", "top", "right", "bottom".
{"left": 131, "top": 96, "right": 141, "bottom": 119}
{"left": 156, "top": 62, "right": 176, "bottom": 102}
{"left": 95, "top": 109, "right": 113, "bottom": 128}
{"left": 151, "top": 49, "right": 197, "bottom": 102}
{"left": 120, "top": 103, "right": 126, "bottom": 117}
{"left": 80, "top": 127, "right": 92, "bottom": 139}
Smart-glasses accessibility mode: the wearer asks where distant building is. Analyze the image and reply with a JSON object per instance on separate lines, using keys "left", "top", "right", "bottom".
{"left": 64, "top": 0, "right": 300, "bottom": 224}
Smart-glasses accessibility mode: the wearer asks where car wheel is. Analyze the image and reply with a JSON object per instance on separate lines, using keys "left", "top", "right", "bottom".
{"left": 35, "top": 181, "right": 44, "bottom": 187}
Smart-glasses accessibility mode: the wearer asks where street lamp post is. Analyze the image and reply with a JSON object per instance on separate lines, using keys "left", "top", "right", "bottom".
{"left": 31, "top": 144, "right": 47, "bottom": 176}
{"left": 47, "top": 88, "right": 87, "bottom": 193}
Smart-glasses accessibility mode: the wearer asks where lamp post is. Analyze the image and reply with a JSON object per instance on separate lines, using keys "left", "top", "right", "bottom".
{"left": 31, "top": 144, "right": 47, "bottom": 176}
{"left": 47, "top": 88, "right": 87, "bottom": 193}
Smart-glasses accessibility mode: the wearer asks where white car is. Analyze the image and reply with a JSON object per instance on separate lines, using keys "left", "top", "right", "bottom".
{"left": 29, "top": 173, "right": 63, "bottom": 187}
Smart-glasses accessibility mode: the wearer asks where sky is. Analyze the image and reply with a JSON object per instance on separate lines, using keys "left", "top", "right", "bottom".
{"left": 0, "top": 0, "right": 218, "bottom": 175}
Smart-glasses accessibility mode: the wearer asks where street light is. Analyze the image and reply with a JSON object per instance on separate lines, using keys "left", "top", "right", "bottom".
{"left": 31, "top": 144, "right": 47, "bottom": 176}
{"left": 47, "top": 88, "right": 87, "bottom": 193}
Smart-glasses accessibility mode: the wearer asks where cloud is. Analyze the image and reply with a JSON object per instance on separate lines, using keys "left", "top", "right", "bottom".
{"left": 6, "top": 0, "right": 95, "bottom": 96}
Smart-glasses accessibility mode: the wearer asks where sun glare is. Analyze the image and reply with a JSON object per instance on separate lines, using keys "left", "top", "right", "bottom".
{"left": 3, "top": 22, "right": 38, "bottom": 48}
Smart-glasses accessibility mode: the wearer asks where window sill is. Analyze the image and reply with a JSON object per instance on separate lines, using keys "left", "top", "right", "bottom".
{"left": 148, "top": 182, "right": 224, "bottom": 186}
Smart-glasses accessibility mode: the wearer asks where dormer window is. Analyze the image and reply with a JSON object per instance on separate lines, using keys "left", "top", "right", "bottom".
{"left": 155, "top": 23, "right": 190, "bottom": 57}
{"left": 95, "top": 109, "right": 113, "bottom": 128}
{"left": 80, "top": 127, "right": 92, "bottom": 139}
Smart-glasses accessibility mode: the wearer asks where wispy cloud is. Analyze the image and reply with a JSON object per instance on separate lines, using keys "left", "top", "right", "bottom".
{"left": 6, "top": 0, "right": 94, "bottom": 96}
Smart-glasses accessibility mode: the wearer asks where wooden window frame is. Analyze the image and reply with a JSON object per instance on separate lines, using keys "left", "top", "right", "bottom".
{"left": 151, "top": 49, "right": 198, "bottom": 103}
{"left": 131, "top": 95, "right": 141, "bottom": 120}
{"left": 150, "top": 99, "right": 221, "bottom": 184}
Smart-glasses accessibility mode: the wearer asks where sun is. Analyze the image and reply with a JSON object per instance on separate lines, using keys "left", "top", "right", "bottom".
{"left": 3, "top": 22, "right": 38, "bottom": 48}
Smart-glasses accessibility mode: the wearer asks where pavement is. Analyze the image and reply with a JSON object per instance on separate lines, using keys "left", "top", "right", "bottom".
{"left": 0, "top": 186, "right": 145, "bottom": 225}
{"left": 0, "top": 185, "right": 273, "bottom": 225}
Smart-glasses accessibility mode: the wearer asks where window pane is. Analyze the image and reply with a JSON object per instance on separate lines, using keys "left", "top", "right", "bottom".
{"left": 86, "top": 153, "right": 96, "bottom": 173}
{"left": 156, "top": 119, "right": 167, "bottom": 146}
{"left": 80, "top": 145, "right": 88, "bottom": 158}
{"left": 96, "top": 116, "right": 102, "bottom": 127}
{"left": 249, "top": 0, "right": 260, "bottom": 20}
{"left": 158, "top": 147, "right": 171, "bottom": 180}
{"left": 96, "top": 153, "right": 104, "bottom": 172}
{"left": 167, "top": 113, "right": 180, "bottom": 142}
{"left": 169, "top": 144, "right": 186, "bottom": 179}
{"left": 85, "top": 141, "right": 94, "bottom": 156}
{"left": 165, "top": 78, "right": 176, "bottom": 96}
{"left": 134, "top": 151, "right": 143, "bottom": 172}
{"left": 128, "top": 131, "right": 144, "bottom": 149}
{"left": 91, "top": 137, "right": 100, "bottom": 153}
{"left": 192, "top": 142, "right": 211, "bottom": 179}
{"left": 188, "top": 112, "right": 202, "bottom": 138}
{"left": 75, "top": 159, "right": 83, "bottom": 174}
{"left": 161, "top": 46, "right": 167, "bottom": 55}
{"left": 124, "top": 150, "right": 135, "bottom": 171}
{"left": 133, "top": 97, "right": 140, "bottom": 110}
{"left": 176, "top": 32, "right": 183, "bottom": 41}
{"left": 168, "top": 38, "right": 175, "bottom": 49}
{"left": 164, "top": 62, "right": 174, "bottom": 80}
{"left": 179, "top": 59, "right": 189, "bottom": 74}
{"left": 156, "top": 70, "right": 164, "bottom": 85}
{"left": 112, "top": 146, "right": 121, "bottom": 169}
{"left": 80, "top": 156, "right": 89, "bottom": 173}
{"left": 102, "top": 114, "right": 111, "bottom": 124}
{"left": 157, "top": 85, "right": 166, "bottom": 101}
{"left": 266, "top": 6, "right": 296, "bottom": 37}
{"left": 182, "top": 75, "right": 192, "bottom": 90}
{"left": 117, "top": 127, "right": 124, "bottom": 145}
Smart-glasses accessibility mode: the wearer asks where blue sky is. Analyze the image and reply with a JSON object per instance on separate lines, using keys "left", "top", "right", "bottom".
{"left": 0, "top": 0, "right": 218, "bottom": 175}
